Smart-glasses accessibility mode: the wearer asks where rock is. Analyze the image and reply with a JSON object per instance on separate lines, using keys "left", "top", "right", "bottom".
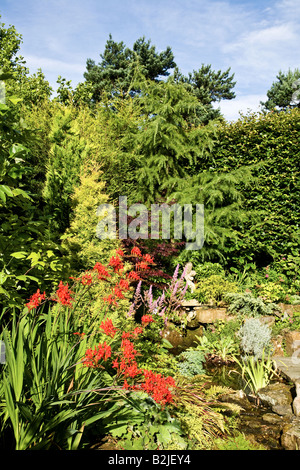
{"left": 272, "top": 404, "right": 293, "bottom": 417}
{"left": 195, "top": 307, "right": 229, "bottom": 323}
{"left": 257, "top": 382, "right": 293, "bottom": 410}
{"left": 281, "top": 418, "right": 300, "bottom": 450}
{"left": 284, "top": 330, "right": 300, "bottom": 356}
{"left": 271, "top": 335, "right": 285, "bottom": 357}
{"left": 262, "top": 412, "right": 284, "bottom": 424}
{"left": 274, "top": 356, "right": 300, "bottom": 383}
{"left": 258, "top": 316, "right": 276, "bottom": 327}
{"left": 162, "top": 323, "right": 203, "bottom": 355}
{"left": 278, "top": 303, "right": 300, "bottom": 317}
{"left": 218, "top": 389, "right": 253, "bottom": 412}
{"left": 181, "top": 299, "right": 201, "bottom": 308}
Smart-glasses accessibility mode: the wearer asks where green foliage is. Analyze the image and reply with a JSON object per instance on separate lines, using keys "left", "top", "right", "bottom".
{"left": 225, "top": 292, "right": 279, "bottom": 317}
{"left": 233, "top": 350, "right": 276, "bottom": 396}
{"left": 192, "top": 274, "right": 238, "bottom": 305}
{"left": 0, "top": 306, "right": 116, "bottom": 449}
{"left": 172, "top": 164, "right": 257, "bottom": 264}
{"left": 0, "top": 16, "right": 52, "bottom": 106}
{"left": 173, "top": 376, "right": 230, "bottom": 450}
{"left": 102, "top": 391, "right": 186, "bottom": 451}
{"left": 42, "top": 106, "right": 91, "bottom": 236}
{"left": 186, "top": 64, "right": 236, "bottom": 105}
{"left": 132, "top": 76, "right": 216, "bottom": 204}
{"left": 214, "top": 432, "right": 267, "bottom": 450}
{"left": 175, "top": 64, "right": 236, "bottom": 123}
{"left": 177, "top": 349, "right": 205, "bottom": 377}
{"left": 209, "top": 108, "right": 300, "bottom": 268}
{"left": 0, "top": 17, "right": 24, "bottom": 73}
{"left": 61, "top": 165, "right": 119, "bottom": 271}
{"left": 273, "top": 310, "right": 300, "bottom": 335}
{"left": 0, "top": 79, "right": 67, "bottom": 310}
{"left": 195, "top": 319, "right": 241, "bottom": 362}
{"left": 194, "top": 261, "right": 225, "bottom": 279}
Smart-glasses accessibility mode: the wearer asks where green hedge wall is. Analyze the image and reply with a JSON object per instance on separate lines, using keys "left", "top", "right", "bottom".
{"left": 202, "top": 108, "right": 300, "bottom": 268}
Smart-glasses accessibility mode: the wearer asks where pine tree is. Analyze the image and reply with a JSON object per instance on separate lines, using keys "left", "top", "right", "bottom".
{"left": 84, "top": 34, "right": 176, "bottom": 101}
{"left": 261, "top": 68, "right": 300, "bottom": 111}
{"left": 173, "top": 64, "right": 236, "bottom": 123}
{"left": 131, "top": 76, "right": 216, "bottom": 205}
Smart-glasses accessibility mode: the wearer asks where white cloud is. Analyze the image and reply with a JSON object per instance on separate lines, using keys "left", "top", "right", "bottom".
{"left": 216, "top": 93, "right": 266, "bottom": 122}
{"left": 24, "top": 55, "right": 86, "bottom": 89}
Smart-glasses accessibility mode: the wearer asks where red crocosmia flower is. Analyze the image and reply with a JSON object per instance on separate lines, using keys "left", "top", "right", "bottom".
{"left": 115, "top": 248, "right": 124, "bottom": 257}
{"left": 121, "top": 338, "right": 137, "bottom": 361}
{"left": 55, "top": 281, "right": 74, "bottom": 307}
{"left": 100, "top": 318, "right": 117, "bottom": 338}
{"left": 142, "top": 254, "right": 154, "bottom": 264}
{"left": 123, "top": 361, "right": 141, "bottom": 379}
{"left": 122, "top": 379, "right": 130, "bottom": 390}
{"left": 118, "top": 279, "right": 130, "bottom": 291}
{"left": 141, "top": 314, "right": 154, "bottom": 325}
{"left": 121, "top": 331, "right": 132, "bottom": 340}
{"left": 80, "top": 272, "right": 93, "bottom": 285}
{"left": 26, "top": 289, "right": 46, "bottom": 311}
{"left": 93, "top": 262, "right": 111, "bottom": 280}
{"left": 70, "top": 272, "right": 93, "bottom": 285}
{"left": 113, "top": 286, "right": 125, "bottom": 299}
{"left": 103, "top": 294, "right": 118, "bottom": 306}
{"left": 127, "top": 271, "right": 141, "bottom": 280}
{"left": 132, "top": 326, "right": 143, "bottom": 337}
{"left": 73, "top": 332, "right": 85, "bottom": 338}
{"left": 131, "top": 247, "right": 142, "bottom": 257}
{"left": 83, "top": 342, "right": 111, "bottom": 368}
{"left": 112, "top": 358, "right": 119, "bottom": 369}
{"left": 136, "top": 261, "right": 150, "bottom": 271}
{"left": 109, "top": 256, "right": 124, "bottom": 273}
{"left": 140, "top": 370, "right": 175, "bottom": 406}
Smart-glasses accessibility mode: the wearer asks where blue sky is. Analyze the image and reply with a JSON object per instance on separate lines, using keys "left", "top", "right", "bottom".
{"left": 1, "top": 0, "right": 299, "bottom": 121}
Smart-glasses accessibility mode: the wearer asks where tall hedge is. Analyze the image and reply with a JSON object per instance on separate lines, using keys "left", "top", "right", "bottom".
{"left": 202, "top": 108, "right": 300, "bottom": 268}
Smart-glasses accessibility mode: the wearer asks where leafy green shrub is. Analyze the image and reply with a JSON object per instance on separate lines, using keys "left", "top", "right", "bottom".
{"left": 195, "top": 319, "right": 241, "bottom": 362}
{"left": 214, "top": 432, "right": 267, "bottom": 450}
{"left": 237, "top": 318, "right": 272, "bottom": 359}
{"left": 0, "top": 78, "right": 69, "bottom": 311}
{"left": 194, "top": 262, "right": 225, "bottom": 279}
{"left": 61, "top": 165, "right": 119, "bottom": 272}
{"left": 225, "top": 292, "right": 279, "bottom": 317}
{"left": 255, "top": 281, "right": 287, "bottom": 303}
{"left": 234, "top": 351, "right": 276, "bottom": 396}
{"left": 289, "top": 295, "right": 300, "bottom": 305}
{"left": 0, "top": 306, "right": 113, "bottom": 450}
{"left": 273, "top": 310, "right": 300, "bottom": 335}
{"left": 42, "top": 106, "right": 91, "bottom": 237}
{"left": 206, "top": 108, "right": 300, "bottom": 269}
{"left": 177, "top": 349, "right": 206, "bottom": 377}
{"left": 106, "top": 392, "right": 187, "bottom": 451}
{"left": 191, "top": 274, "right": 238, "bottom": 304}
{"left": 172, "top": 376, "right": 230, "bottom": 450}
